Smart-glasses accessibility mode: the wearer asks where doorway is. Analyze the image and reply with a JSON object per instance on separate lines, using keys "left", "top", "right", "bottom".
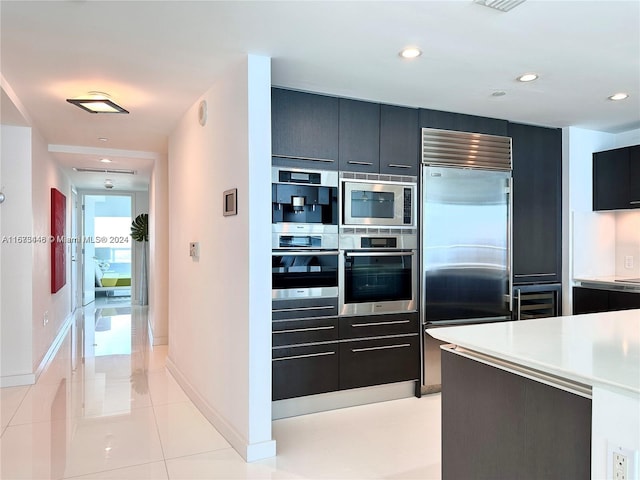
{"left": 82, "top": 194, "right": 133, "bottom": 306}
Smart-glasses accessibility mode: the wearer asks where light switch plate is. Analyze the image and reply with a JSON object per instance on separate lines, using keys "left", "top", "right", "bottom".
{"left": 189, "top": 242, "right": 199, "bottom": 258}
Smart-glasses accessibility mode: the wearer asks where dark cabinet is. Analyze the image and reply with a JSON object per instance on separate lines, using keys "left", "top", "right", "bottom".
{"left": 271, "top": 88, "right": 339, "bottom": 170}
{"left": 339, "top": 99, "right": 380, "bottom": 173}
{"left": 593, "top": 145, "right": 640, "bottom": 211}
{"left": 339, "top": 334, "right": 420, "bottom": 390}
{"left": 442, "top": 349, "right": 591, "bottom": 480}
{"left": 379, "top": 105, "right": 420, "bottom": 176}
{"left": 420, "top": 108, "right": 508, "bottom": 137}
{"left": 509, "top": 123, "right": 562, "bottom": 284}
{"left": 573, "top": 286, "right": 640, "bottom": 314}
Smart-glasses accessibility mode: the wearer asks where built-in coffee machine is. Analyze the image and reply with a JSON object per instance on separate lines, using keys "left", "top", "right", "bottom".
{"left": 272, "top": 166, "right": 338, "bottom": 250}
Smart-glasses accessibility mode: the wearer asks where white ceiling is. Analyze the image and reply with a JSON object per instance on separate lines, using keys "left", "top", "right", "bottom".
{"left": 1, "top": 1, "right": 639, "bottom": 190}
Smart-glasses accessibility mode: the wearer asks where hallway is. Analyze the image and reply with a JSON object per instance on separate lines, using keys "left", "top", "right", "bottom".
{"left": 0, "top": 300, "right": 441, "bottom": 479}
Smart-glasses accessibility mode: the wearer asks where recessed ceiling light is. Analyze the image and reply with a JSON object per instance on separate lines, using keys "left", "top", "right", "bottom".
{"left": 517, "top": 73, "right": 538, "bottom": 82}
{"left": 99, "top": 158, "right": 112, "bottom": 163}
{"left": 400, "top": 47, "right": 422, "bottom": 59}
{"left": 491, "top": 91, "right": 507, "bottom": 97}
{"left": 98, "top": 137, "right": 108, "bottom": 142}
{"left": 608, "top": 93, "right": 629, "bottom": 101}
{"left": 66, "top": 91, "right": 129, "bottom": 114}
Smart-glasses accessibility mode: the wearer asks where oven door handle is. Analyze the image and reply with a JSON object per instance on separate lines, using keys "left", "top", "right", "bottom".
{"left": 272, "top": 250, "right": 339, "bottom": 256}
{"left": 344, "top": 251, "right": 415, "bottom": 257}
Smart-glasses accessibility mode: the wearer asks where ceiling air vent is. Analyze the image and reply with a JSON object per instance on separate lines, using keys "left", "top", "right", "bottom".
{"left": 73, "top": 167, "right": 136, "bottom": 175}
{"left": 474, "top": 0, "right": 526, "bottom": 12}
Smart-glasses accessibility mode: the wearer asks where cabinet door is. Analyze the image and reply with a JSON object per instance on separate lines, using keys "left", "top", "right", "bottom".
{"left": 593, "top": 147, "right": 630, "bottom": 211}
{"left": 271, "top": 88, "right": 339, "bottom": 169}
{"left": 608, "top": 290, "right": 640, "bottom": 311}
{"left": 572, "top": 287, "right": 609, "bottom": 314}
{"left": 272, "top": 343, "right": 339, "bottom": 400}
{"left": 339, "top": 334, "right": 420, "bottom": 390}
{"left": 629, "top": 145, "right": 640, "bottom": 207}
{"left": 420, "top": 108, "right": 508, "bottom": 136}
{"left": 338, "top": 99, "right": 380, "bottom": 173}
{"left": 510, "top": 123, "right": 562, "bottom": 284}
{"left": 379, "top": 105, "right": 419, "bottom": 176}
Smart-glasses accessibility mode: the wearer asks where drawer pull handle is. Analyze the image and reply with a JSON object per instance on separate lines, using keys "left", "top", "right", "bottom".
{"left": 347, "top": 161, "right": 373, "bottom": 166}
{"left": 514, "top": 273, "right": 556, "bottom": 278}
{"left": 351, "top": 320, "right": 411, "bottom": 328}
{"left": 630, "top": 201, "right": 640, "bottom": 205}
{"left": 352, "top": 343, "right": 411, "bottom": 353}
{"left": 387, "top": 164, "right": 412, "bottom": 169}
{"left": 272, "top": 306, "right": 335, "bottom": 313}
{"left": 273, "top": 351, "right": 336, "bottom": 361}
{"left": 273, "top": 326, "right": 335, "bottom": 334}
{"left": 272, "top": 154, "right": 335, "bottom": 163}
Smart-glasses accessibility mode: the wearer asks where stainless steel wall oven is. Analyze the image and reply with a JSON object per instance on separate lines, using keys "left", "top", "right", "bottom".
{"left": 339, "top": 233, "right": 417, "bottom": 315}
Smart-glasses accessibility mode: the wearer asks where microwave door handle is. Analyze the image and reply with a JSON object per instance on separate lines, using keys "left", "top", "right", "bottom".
{"left": 345, "top": 251, "right": 415, "bottom": 257}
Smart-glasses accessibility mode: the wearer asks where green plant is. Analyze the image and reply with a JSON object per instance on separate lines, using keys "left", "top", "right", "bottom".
{"left": 130, "top": 213, "right": 148, "bottom": 242}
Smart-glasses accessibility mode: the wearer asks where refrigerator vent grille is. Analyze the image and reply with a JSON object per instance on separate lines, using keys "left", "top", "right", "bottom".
{"left": 421, "top": 128, "right": 512, "bottom": 171}
{"left": 474, "top": 0, "right": 526, "bottom": 13}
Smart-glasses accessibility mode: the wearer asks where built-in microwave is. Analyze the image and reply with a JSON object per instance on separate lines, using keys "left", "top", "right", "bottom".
{"left": 340, "top": 173, "right": 417, "bottom": 228}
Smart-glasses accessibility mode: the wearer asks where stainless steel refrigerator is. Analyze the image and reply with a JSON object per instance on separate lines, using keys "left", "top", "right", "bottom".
{"left": 420, "top": 128, "right": 512, "bottom": 393}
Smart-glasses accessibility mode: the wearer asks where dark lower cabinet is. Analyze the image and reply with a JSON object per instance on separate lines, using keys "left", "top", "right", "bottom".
{"left": 442, "top": 349, "right": 591, "bottom": 480}
{"left": 573, "top": 286, "right": 640, "bottom": 314}
{"left": 272, "top": 343, "right": 339, "bottom": 401}
{"left": 339, "top": 334, "right": 420, "bottom": 390}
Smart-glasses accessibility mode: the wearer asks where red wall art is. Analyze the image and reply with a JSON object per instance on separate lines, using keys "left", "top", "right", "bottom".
{"left": 50, "top": 188, "right": 66, "bottom": 293}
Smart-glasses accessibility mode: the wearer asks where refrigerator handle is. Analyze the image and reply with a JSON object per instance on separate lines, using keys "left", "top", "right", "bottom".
{"left": 515, "top": 288, "right": 521, "bottom": 320}
{"left": 507, "top": 176, "right": 513, "bottom": 313}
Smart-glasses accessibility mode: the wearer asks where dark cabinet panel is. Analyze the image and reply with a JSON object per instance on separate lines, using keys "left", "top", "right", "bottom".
{"left": 629, "top": 145, "right": 640, "bottom": 205}
{"left": 272, "top": 297, "right": 338, "bottom": 321}
{"left": 442, "top": 349, "right": 591, "bottom": 480}
{"left": 339, "top": 312, "right": 419, "bottom": 339}
{"left": 272, "top": 343, "right": 339, "bottom": 400}
{"left": 379, "top": 105, "right": 420, "bottom": 176}
{"left": 573, "top": 286, "right": 640, "bottom": 314}
{"left": 339, "top": 99, "right": 380, "bottom": 173}
{"left": 339, "top": 334, "right": 420, "bottom": 390}
{"left": 271, "top": 88, "right": 339, "bottom": 169}
{"left": 272, "top": 317, "right": 339, "bottom": 347}
{"left": 593, "top": 147, "right": 631, "bottom": 211}
{"left": 509, "top": 123, "right": 562, "bottom": 284}
{"left": 608, "top": 290, "right": 640, "bottom": 311}
{"left": 420, "top": 108, "right": 508, "bottom": 137}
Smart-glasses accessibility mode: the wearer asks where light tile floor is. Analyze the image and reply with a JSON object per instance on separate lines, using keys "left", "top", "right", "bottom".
{"left": 0, "top": 300, "right": 442, "bottom": 479}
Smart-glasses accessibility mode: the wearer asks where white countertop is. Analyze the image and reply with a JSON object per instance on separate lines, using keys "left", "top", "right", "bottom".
{"left": 574, "top": 276, "right": 640, "bottom": 290}
{"left": 428, "top": 309, "right": 640, "bottom": 394}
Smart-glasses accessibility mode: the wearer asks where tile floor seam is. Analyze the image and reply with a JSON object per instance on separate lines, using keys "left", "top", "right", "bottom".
{"left": 1, "top": 385, "right": 32, "bottom": 438}
{"left": 60, "top": 459, "right": 165, "bottom": 479}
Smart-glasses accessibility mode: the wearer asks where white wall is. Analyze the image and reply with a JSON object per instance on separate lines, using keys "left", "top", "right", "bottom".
{"left": 148, "top": 154, "right": 169, "bottom": 345}
{"left": 167, "top": 54, "right": 274, "bottom": 461}
{"left": 0, "top": 125, "right": 35, "bottom": 384}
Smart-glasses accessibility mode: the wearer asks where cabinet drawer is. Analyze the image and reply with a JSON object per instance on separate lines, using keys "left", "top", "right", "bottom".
{"left": 339, "top": 312, "right": 419, "bottom": 339}
{"left": 273, "top": 317, "right": 339, "bottom": 347}
{"left": 272, "top": 297, "right": 339, "bottom": 320}
{"left": 272, "top": 343, "right": 339, "bottom": 400}
{"left": 339, "top": 334, "right": 420, "bottom": 390}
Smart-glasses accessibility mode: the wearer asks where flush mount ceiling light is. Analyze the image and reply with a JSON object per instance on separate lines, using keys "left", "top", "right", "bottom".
{"left": 66, "top": 92, "right": 129, "bottom": 114}
{"left": 474, "top": 0, "right": 527, "bottom": 12}
{"left": 517, "top": 73, "right": 538, "bottom": 82}
{"left": 99, "top": 158, "right": 112, "bottom": 163}
{"left": 608, "top": 93, "right": 629, "bottom": 101}
{"left": 399, "top": 47, "right": 422, "bottom": 59}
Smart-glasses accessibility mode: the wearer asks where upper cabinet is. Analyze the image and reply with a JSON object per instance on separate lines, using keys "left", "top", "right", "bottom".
{"left": 593, "top": 145, "right": 640, "bottom": 211}
{"left": 338, "top": 99, "right": 380, "bottom": 173}
{"left": 271, "top": 88, "right": 339, "bottom": 170}
{"left": 380, "top": 105, "right": 420, "bottom": 176}
{"left": 509, "top": 123, "right": 562, "bottom": 284}
{"left": 420, "top": 108, "right": 508, "bottom": 137}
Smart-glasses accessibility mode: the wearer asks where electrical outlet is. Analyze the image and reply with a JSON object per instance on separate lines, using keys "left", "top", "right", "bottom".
{"left": 625, "top": 256, "right": 634, "bottom": 269}
{"left": 608, "top": 443, "right": 638, "bottom": 480}
{"left": 43, "top": 311, "right": 49, "bottom": 326}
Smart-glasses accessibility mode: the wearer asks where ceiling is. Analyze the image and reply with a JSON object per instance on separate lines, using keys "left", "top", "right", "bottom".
{"left": 1, "top": 1, "right": 639, "bottom": 190}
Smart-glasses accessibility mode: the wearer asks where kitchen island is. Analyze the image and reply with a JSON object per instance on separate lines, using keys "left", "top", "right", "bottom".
{"left": 429, "top": 309, "right": 640, "bottom": 480}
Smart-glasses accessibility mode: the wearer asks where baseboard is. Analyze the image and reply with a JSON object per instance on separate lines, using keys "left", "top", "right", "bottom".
{"left": 0, "top": 311, "right": 73, "bottom": 388}
{"left": 272, "top": 381, "right": 416, "bottom": 420}
{"left": 166, "top": 357, "right": 276, "bottom": 462}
